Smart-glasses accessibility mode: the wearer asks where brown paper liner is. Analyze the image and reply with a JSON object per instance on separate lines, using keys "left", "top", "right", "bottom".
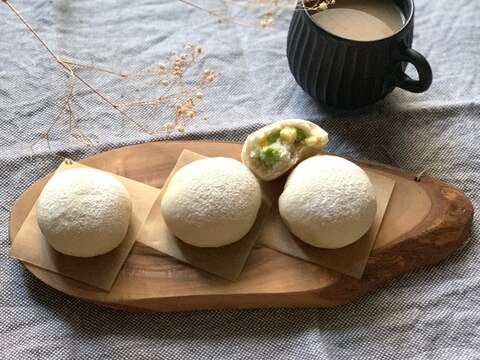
{"left": 135, "top": 150, "right": 280, "bottom": 281}
{"left": 10, "top": 160, "right": 161, "bottom": 290}
{"left": 258, "top": 170, "right": 395, "bottom": 278}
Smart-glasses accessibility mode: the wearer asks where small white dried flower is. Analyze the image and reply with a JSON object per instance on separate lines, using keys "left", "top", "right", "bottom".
{"left": 186, "top": 111, "right": 195, "bottom": 118}
{"left": 196, "top": 91, "right": 204, "bottom": 99}
{"left": 164, "top": 122, "right": 174, "bottom": 130}
{"left": 177, "top": 125, "right": 185, "bottom": 133}
{"left": 204, "top": 68, "right": 212, "bottom": 76}
{"left": 158, "top": 62, "right": 166, "bottom": 70}
{"left": 319, "top": 2, "right": 328, "bottom": 10}
{"left": 161, "top": 80, "right": 170, "bottom": 86}
{"left": 260, "top": 16, "right": 275, "bottom": 28}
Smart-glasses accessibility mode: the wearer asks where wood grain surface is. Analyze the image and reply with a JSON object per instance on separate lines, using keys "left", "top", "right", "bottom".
{"left": 8, "top": 141, "right": 474, "bottom": 312}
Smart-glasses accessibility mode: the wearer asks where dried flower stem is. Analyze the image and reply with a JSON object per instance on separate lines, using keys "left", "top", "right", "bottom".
{"left": 296, "top": 0, "right": 336, "bottom": 12}
{"left": 179, "top": 0, "right": 336, "bottom": 28}
{"left": 3, "top": 0, "right": 155, "bottom": 138}
{"left": 29, "top": 69, "right": 77, "bottom": 154}
{"left": 3, "top": 0, "right": 217, "bottom": 151}
{"left": 3, "top": 0, "right": 68, "bottom": 70}
{"left": 117, "top": 91, "right": 189, "bottom": 108}
{"left": 178, "top": 0, "right": 254, "bottom": 27}
{"left": 63, "top": 61, "right": 130, "bottom": 78}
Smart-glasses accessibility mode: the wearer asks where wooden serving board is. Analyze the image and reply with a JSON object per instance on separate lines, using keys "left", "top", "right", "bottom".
{"left": 8, "top": 141, "right": 473, "bottom": 312}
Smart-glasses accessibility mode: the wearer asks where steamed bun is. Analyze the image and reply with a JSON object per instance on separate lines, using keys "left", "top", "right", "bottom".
{"left": 161, "top": 157, "right": 262, "bottom": 247}
{"left": 279, "top": 155, "right": 377, "bottom": 249}
{"left": 37, "top": 168, "right": 132, "bottom": 257}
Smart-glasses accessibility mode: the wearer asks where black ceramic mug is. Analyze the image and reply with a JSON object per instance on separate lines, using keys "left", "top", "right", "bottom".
{"left": 287, "top": 0, "right": 432, "bottom": 109}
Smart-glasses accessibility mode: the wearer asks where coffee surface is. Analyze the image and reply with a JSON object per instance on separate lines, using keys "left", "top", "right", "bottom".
{"left": 311, "top": 0, "right": 405, "bottom": 41}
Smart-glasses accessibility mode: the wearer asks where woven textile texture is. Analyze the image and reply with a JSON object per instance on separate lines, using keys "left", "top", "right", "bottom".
{"left": 1, "top": 0, "right": 479, "bottom": 358}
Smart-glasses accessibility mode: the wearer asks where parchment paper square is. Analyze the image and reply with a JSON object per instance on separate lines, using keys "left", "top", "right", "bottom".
{"left": 10, "top": 160, "right": 161, "bottom": 291}
{"left": 258, "top": 171, "right": 395, "bottom": 279}
{"left": 136, "top": 150, "right": 279, "bottom": 281}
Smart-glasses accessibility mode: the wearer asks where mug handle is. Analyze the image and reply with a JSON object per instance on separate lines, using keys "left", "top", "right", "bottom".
{"left": 391, "top": 47, "right": 432, "bottom": 93}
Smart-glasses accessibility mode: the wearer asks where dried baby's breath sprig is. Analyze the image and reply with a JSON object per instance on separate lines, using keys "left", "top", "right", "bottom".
{"left": 178, "top": 0, "right": 253, "bottom": 27}
{"left": 113, "top": 43, "right": 215, "bottom": 134}
{"left": 3, "top": 1, "right": 216, "bottom": 153}
{"left": 179, "top": 0, "right": 336, "bottom": 29}
{"left": 179, "top": 0, "right": 290, "bottom": 29}
{"left": 297, "top": 0, "right": 336, "bottom": 12}
{"left": 259, "top": 16, "right": 276, "bottom": 29}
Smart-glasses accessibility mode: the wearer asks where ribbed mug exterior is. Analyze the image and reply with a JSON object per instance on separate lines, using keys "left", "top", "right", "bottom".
{"left": 286, "top": 1, "right": 424, "bottom": 109}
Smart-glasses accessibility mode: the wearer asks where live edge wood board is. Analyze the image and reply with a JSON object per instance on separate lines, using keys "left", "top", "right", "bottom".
{"left": 8, "top": 141, "right": 473, "bottom": 312}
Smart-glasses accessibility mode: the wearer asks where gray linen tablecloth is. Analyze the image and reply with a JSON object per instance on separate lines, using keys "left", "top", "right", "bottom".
{"left": 1, "top": 0, "right": 479, "bottom": 358}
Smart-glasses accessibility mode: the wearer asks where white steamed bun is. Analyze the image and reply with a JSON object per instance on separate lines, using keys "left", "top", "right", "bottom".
{"left": 37, "top": 168, "right": 132, "bottom": 257}
{"left": 279, "top": 155, "right": 377, "bottom": 249}
{"left": 161, "top": 157, "right": 262, "bottom": 247}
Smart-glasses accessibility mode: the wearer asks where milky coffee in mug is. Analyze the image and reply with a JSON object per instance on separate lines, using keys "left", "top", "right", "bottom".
{"left": 311, "top": 0, "right": 405, "bottom": 41}
{"left": 287, "top": 0, "right": 433, "bottom": 108}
